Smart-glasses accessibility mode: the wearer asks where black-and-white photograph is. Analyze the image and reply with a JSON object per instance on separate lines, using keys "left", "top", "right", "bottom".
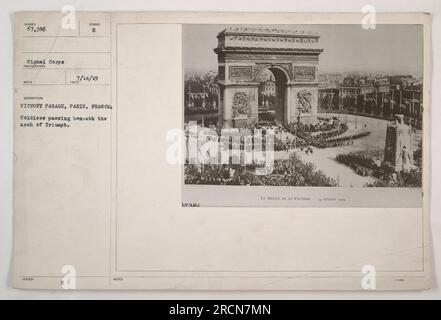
{"left": 183, "top": 24, "right": 423, "bottom": 191}
{"left": 5, "top": 7, "right": 436, "bottom": 295}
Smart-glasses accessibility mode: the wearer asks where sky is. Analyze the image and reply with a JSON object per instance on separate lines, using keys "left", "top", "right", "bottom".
{"left": 183, "top": 24, "right": 423, "bottom": 77}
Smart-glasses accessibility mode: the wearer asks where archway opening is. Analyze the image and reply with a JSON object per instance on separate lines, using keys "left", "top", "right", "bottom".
{"left": 257, "top": 67, "right": 288, "bottom": 125}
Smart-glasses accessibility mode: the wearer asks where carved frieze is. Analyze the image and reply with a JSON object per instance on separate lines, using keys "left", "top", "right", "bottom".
{"left": 229, "top": 66, "right": 252, "bottom": 80}
{"left": 293, "top": 66, "right": 316, "bottom": 81}
{"left": 226, "top": 35, "right": 319, "bottom": 44}
{"left": 222, "top": 53, "right": 319, "bottom": 62}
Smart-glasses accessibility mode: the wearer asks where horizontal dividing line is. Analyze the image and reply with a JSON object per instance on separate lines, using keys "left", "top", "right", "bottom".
{"left": 18, "top": 275, "right": 428, "bottom": 279}
{"left": 22, "top": 67, "right": 111, "bottom": 70}
{"left": 18, "top": 275, "right": 109, "bottom": 278}
{"left": 22, "top": 52, "right": 111, "bottom": 54}
{"left": 23, "top": 35, "right": 111, "bottom": 38}
{"left": 115, "top": 269, "right": 425, "bottom": 273}
{"left": 22, "top": 83, "right": 111, "bottom": 86}
{"left": 115, "top": 275, "right": 429, "bottom": 279}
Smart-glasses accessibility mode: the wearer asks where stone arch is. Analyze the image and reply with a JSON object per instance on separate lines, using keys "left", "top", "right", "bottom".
{"left": 214, "top": 27, "right": 323, "bottom": 128}
{"left": 256, "top": 65, "right": 289, "bottom": 124}
{"left": 254, "top": 63, "right": 291, "bottom": 83}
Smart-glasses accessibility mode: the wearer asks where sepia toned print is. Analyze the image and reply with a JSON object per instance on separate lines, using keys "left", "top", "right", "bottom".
{"left": 11, "top": 12, "right": 431, "bottom": 291}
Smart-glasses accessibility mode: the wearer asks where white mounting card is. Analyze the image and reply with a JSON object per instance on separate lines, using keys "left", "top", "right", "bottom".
{"left": 12, "top": 11, "right": 432, "bottom": 290}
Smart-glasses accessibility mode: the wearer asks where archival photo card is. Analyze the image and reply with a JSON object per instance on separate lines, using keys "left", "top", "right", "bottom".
{"left": 11, "top": 11, "right": 431, "bottom": 290}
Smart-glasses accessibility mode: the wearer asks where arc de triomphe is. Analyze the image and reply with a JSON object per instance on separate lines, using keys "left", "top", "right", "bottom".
{"left": 214, "top": 27, "right": 324, "bottom": 128}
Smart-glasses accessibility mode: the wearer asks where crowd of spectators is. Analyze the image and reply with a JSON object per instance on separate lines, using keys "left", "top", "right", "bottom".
{"left": 184, "top": 154, "right": 337, "bottom": 187}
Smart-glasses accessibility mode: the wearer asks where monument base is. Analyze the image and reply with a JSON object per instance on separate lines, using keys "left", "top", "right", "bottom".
{"left": 298, "top": 114, "right": 318, "bottom": 125}
{"left": 223, "top": 119, "right": 234, "bottom": 129}
{"left": 232, "top": 116, "right": 248, "bottom": 128}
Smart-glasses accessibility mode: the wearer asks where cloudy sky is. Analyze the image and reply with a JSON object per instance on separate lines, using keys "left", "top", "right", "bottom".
{"left": 183, "top": 24, "right": 423, "bottom": 76}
